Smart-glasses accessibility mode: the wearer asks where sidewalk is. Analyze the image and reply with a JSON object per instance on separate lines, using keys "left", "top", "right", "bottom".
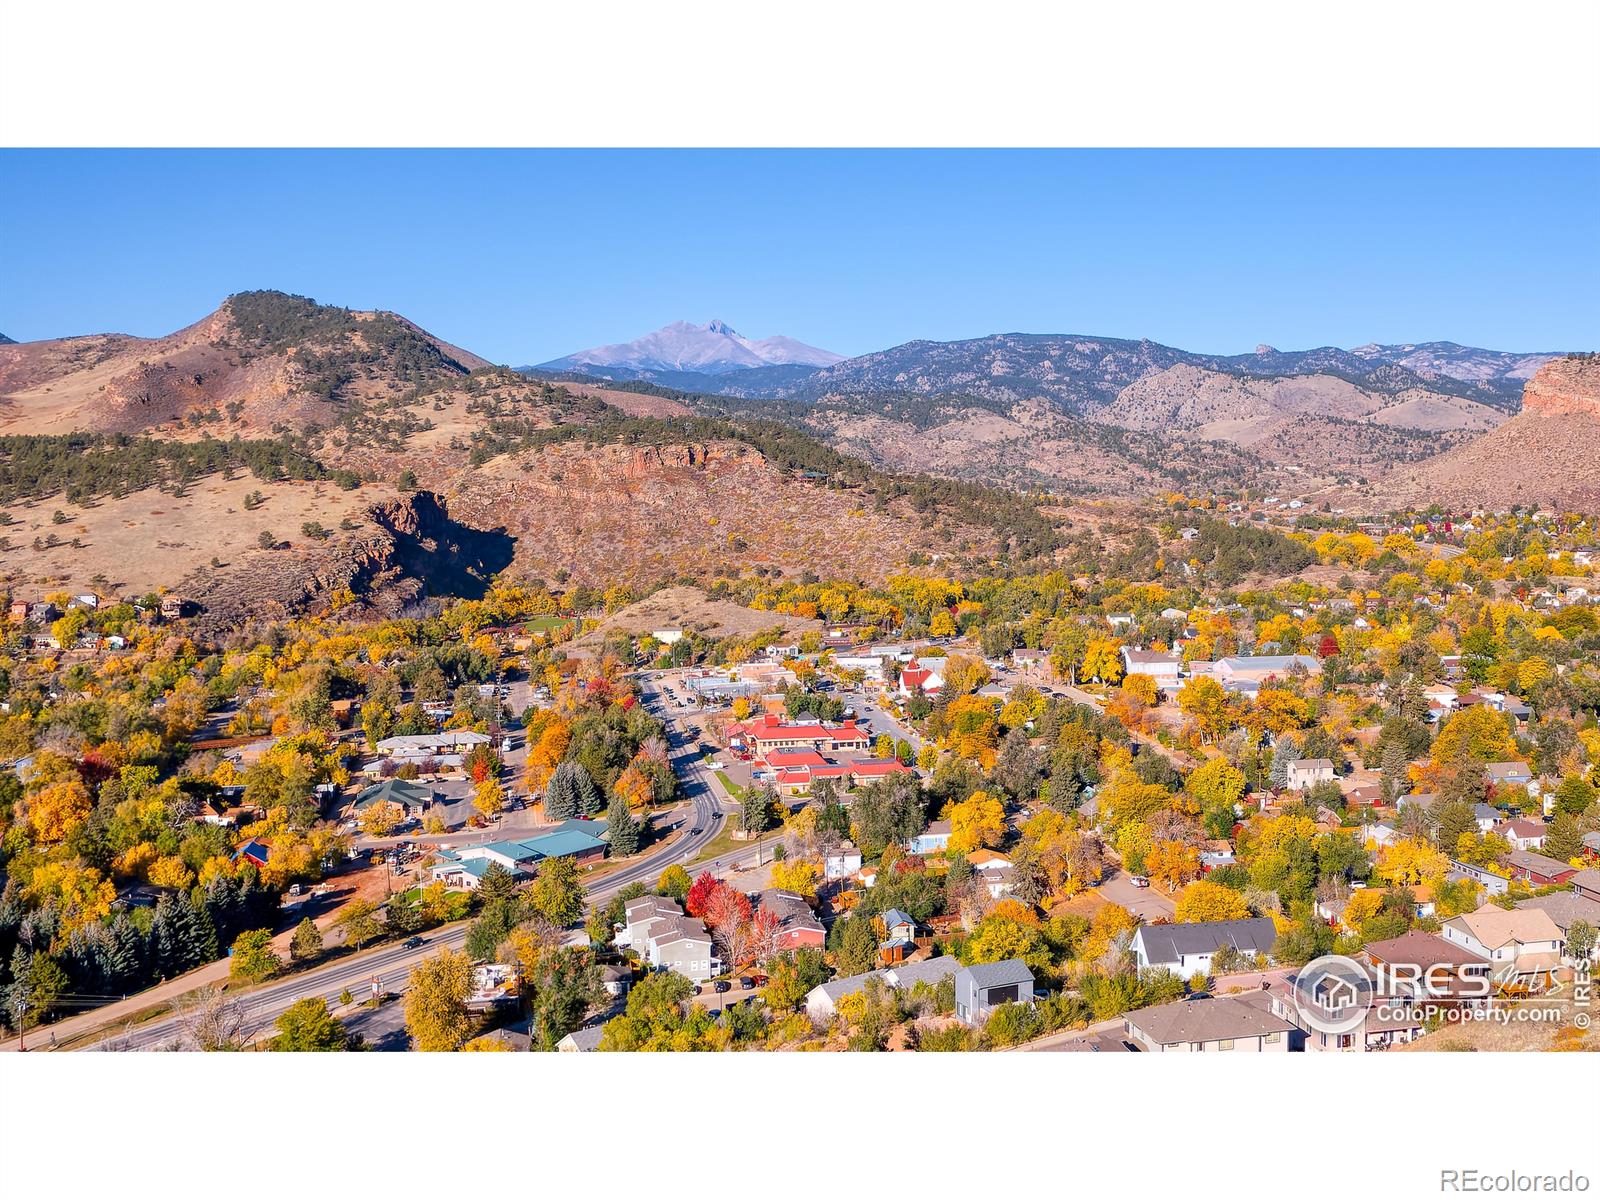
{"left": 0, "top": 907, "right": 315, "bottom": 1052}
{"left": 0, "top": 957, "right": 233, "bottom": 1052}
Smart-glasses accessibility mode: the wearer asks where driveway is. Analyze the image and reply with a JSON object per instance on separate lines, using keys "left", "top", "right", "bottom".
{"left": 1096, "top": 869, "right": 1177, "bottom": 923}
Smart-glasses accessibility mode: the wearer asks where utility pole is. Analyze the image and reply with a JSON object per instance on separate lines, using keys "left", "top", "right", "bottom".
{"left": 10, "top": 979, "right": 32, "bottom": 1052}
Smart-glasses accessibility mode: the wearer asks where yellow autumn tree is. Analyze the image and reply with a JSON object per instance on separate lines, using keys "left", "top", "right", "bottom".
{"left": 27, "top": 776, "right": 93, "bottom": 843}
{"left": 948, "top": 790, "right": 1006, "bottom": 853}
{"left": 23, "top": 861, "right": 116, "bottom": 937}
{"left": 770, "top": 858, "right": 821, "bottom": 899}
{"left": 1146, "top": 840, "right": 1202, "bottom": 891}
{"left": 1375, "top": 838, "right": 1449, "bottom": 888}
{"left": 1174, "top": 879, "right": 1252, "bottom": 923}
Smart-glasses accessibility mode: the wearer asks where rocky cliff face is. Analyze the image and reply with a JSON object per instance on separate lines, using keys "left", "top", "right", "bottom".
{"left": 1369, "top": 356, "right": 1600, "bottom": 511}
{"left": 1519, "top": 355, "right": 1600, "bottom": 418}
{"left": 184, "top": 491, "right": 514, "bottom": 636}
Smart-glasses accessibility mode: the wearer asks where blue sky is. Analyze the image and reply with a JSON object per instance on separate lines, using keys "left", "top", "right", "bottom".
{"left": 1, "top": 150, "right": 1594, "bottom": 363}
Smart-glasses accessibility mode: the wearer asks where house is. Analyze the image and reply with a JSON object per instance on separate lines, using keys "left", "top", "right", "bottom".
{"left": 375, "top": 730, "right": 491, "bottom": 760}
{"left": 617, "top": 895, "right": 685, "bottom": 950}
{"left": 1130, "top": 917, "right": 1278, "bottom": 977}
{"left": 615, "top": 895, "right": 720, "bottom": 981}
{"left": 908, "top": 819, "right": 952, "bottom": 855}
{"left": 1122, "top": 991, "right": 1297, "bottom": 1052}
{"left": 1472, "top": 803, "right": 1503, "bottom": 834}
{"left": 233, "top": 839, "right": 271, "bottom": 868}
{"left": 353, "top": 777, "right": 437, "bottom": 815}
{"left": 1362, "top": 930, "right": 1493, "bottom": 1000}
{"left": 1285, "top": 758, "right": 1336, "bottom": 791}
{"left": 878, "top": 908, "right": 918, "bottom": 962}
{"left": 1502, "top": 849, "right": 1578, "bottom": 888}
{"left": 1441, "top": 903, "right": 1565, "bottom": 985}
{"left": 556, "top": 1025, "right": 606, "bottom": 1053}
{"left": 1571, "top": 868, "right": 1600, "bottom": 903}
{"left": 967, "top": 849, "right": 1018, "bottom": 899}
{"left": 733, "top": 713, "right": 871, "bottom": 758}
{"left": 430, "top": 854, "right": 525, "bottom": 890}
{"left": 1448, "top": 859, "right": 1510, "bottom": 896}
{"left": 1106, "top": 612, "right": 1135, "bottom": 630}
{"left": 1484, "top": 761, "right": 1534, "bottom": 790}
{"left": 1515, "top": 892, "right": 1600, "bottom": 959}
{"left": 954, "top": 959, "right": 1035, "bottom": 1026}
{"left": 646, "top": 915, "right": 720, "bottom": 982}
{"left": 804, "top": 956, "right": 962, "bottom": 1022}
{"left": 1121, "top": 647, "right": 1182, "bottom": 690}
{"left": 757, "top": 889, "right": 825, "bottom": 951}
{"left": 444, "top": 827, "right": 609, "bottom": 878}
{"left": 898, "top": 660, "right": 944, "bottom": 698}
{"left": 1214, "top": 654, "right": 1321, "bottom": 686}
{"left": 824, "top": 843, "right": 864, "bottom": 881}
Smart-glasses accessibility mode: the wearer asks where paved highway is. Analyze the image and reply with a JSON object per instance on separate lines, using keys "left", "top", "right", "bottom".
{"left": 82, "top": 673, "right": 758, "bottom": 1051}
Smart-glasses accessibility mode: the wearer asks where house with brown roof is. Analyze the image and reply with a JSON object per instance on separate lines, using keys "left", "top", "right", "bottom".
{"left": 1362, "top": 930, "right": 1492, "bottom": 1000}
{"left": 1441, "top": 903, "right": 1565, "bottom": 986}
{"left": 1122, "top": 990, "right": 1297, "bottom": 1052}
{"left": 1571, "top": 868, "right": 1600, "bottom": 904}
{"left": 1502, "top": 849, "right": 1578, "bottom": 888}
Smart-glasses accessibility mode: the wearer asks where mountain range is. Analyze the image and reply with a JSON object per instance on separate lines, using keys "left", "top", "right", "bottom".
{"left": 535, "top": 319, "right": 843, "bottom": 384}
{"left": 3, "top": 292, "right": 1593, "bottom": 547}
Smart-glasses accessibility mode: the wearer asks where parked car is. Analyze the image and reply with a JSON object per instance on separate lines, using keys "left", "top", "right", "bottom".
{"left": 737, "top": 976, "right": 754, "bottom": 990}
{"left": 712, "top": 980, "right": 732, "bottom": 993}
{"left": 1130, "top": 875, "right": 1150, "bottom": 889}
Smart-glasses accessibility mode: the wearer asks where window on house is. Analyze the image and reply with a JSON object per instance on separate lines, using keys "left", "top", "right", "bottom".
{"left": 1266, "top": 1031, "right": 1281, "bottom": 1043}
{"left": 1219, "top": 1039, "right": 1235, "bottom": 1050}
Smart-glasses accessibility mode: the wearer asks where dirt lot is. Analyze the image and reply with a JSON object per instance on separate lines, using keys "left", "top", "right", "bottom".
{"left": 567, "top": 585, "right": 822, "bottom": 656}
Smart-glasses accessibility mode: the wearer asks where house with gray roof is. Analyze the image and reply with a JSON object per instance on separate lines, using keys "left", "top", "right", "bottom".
{"left": 1130, "top": 917, "right": 1278, "bottom": 977}
{"left": 804, "top": 956, "right": 961, "bottom": 1022}
{"left": 954, "top": 959, "right": 1036, "bottom": 1026}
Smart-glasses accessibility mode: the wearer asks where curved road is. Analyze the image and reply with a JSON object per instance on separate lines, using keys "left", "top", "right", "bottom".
{"left": 82, "top": 674, "right": 756, "bottom": 1051}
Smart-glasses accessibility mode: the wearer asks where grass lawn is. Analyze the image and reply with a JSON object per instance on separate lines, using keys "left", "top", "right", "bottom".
{"left": 713, "top": 770, "right": 746, "bottom": 801}
{"left": 524, "top": 614, "right": 573, "bottom": 633}
{"left": 689, "top": 822, "right": 748, "bottom": 866}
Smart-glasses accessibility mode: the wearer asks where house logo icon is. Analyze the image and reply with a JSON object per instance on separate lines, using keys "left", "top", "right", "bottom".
{"left": 1291, "top": 954, "right": 1375, "bottom": 1035}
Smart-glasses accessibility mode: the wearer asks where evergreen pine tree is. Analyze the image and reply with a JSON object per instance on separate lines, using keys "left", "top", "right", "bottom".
{"left": 606, "top": 795, "right": 641, "bottom": 857}
{"left": 742, "top": 783, "right": 777, "bottom": 835}
{"left": 575, "top": 765, "right": 603, "bottom": 816}
{"left": 544, "top": 762, "right": 579, "bottom": 820}
{"left": 1543, "top": 813, "right": 1583, "bottom": 861}
{"left": 1380, "top": 739, "right": 1410, "bottom": 803}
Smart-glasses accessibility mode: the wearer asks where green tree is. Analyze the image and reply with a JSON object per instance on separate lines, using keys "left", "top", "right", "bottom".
{"left": 527, "top": 948, "right": 604, "bottom": 1050}
{"left": 831, "top": 915, "right": 880, "bottom": 977}
{"left": 761, "top": 947, "right": 829, "bottom": 1013}
{"left": 271, "top": 998, "right": 351, "bottom": 1051}
{"left": 228, "top": 929, "right": 282, "bottom": 983}
{"left": 742, "top": 783, "right": 777, "bottom": 835}
{"left": 336, "top": 899, "right": 382, "bottom": 951}
{"left": 657, "top": 864, "right": 691, "bottom": 903}
{"left": 289, "top": 917, "right": 324, "bottom": 963}
{"left": 606, "top": 795, "right": 641, "bottom": 857}
{"left": 529, "top": 856, "right": 585, "bottom": 926}
{"left": 1566, "top": 919, "right": 1596, "bottom": 963}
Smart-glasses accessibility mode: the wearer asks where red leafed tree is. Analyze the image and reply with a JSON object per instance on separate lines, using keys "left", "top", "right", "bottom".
{"left": 1317, "top": 634, "right": 1340, "bottom": 659}
{"left": 702, "top": 885, "right": 752, "bottom": 932}
{"left": 684, "top": 871, "right": 721, "bottom": 917}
